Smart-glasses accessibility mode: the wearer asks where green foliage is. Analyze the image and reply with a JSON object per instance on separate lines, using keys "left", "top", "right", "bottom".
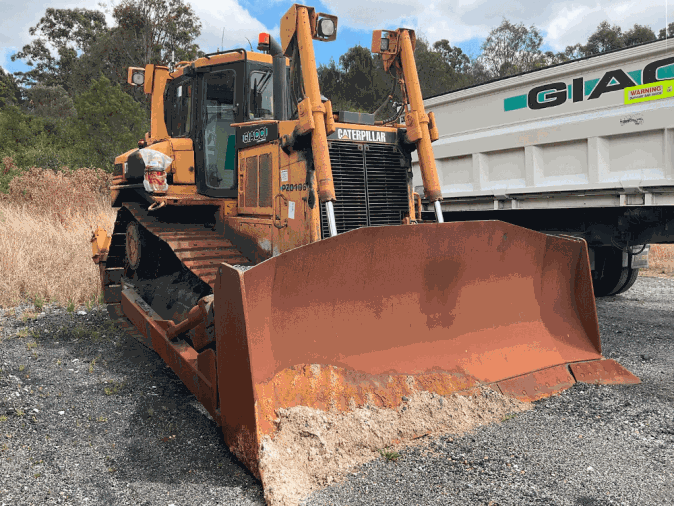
{"left": 659, "top": 22, "right": 674, "bottom": 40}
{"left": 0, "top": 106, "right": 49, "bottom": 153}
{"left": 0, "top": 74, "right": 148, "bottom": 175}
{"left": 623, "top": 24, "right": 657, "bottom": 47}
{"left": 564, "top": 21, "right": 659, "bottom": 62}
{"left": 113, "top": 0, "right": 202, "bottom": 66}
{"left": 379, "top": 447, "right": 400, "bottom": 462}
{"left": 415, "top": 37, "right": 475, "bottom": 96}
{"left": 318, "top": 38, "right": 475, "bottom": 111}
{"left": 0, "top": 106, "right": 88, "bottom": 175}
{"left": 25, "top": 85, "right": 76, "bottom": 120}
{"left": 0, "top": 69, "right": 22, "bottom": 108}
{"left": 12, "top": 1, "right": 201, "bottom": 97}
{"left": 104, "top": 381, "right": 125, "bottom": 396}
{"left": 73, "top": 75, "right": 149, "bottom": 168}
{"left": 33, "top": 294, "right": 44, "bottom": 312}
{"left": 432, "top": 40, "right": 471, "bottom": 75}
{"left": 584, "top": 21, "right": 625, "bottom": 56}
{"left": 318, "top": 45, "right": 393, "bottom": 113}
{"left": 11, "top": 8, "right": 108, "bottom": 90}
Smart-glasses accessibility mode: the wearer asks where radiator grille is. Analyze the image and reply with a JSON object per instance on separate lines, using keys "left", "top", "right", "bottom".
{"left": 259, "top": 153, "right": 272, "bottom": 207}
{"left": 244, "top": 156, "right": 258, "bottom": 208}
{"left": 321, "top": 141, "right": 408, "bottom": 238}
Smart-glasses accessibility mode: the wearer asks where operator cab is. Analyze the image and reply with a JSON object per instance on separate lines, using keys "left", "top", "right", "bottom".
{"left": 163, "top": 52, "right": 282, "bottom": 198}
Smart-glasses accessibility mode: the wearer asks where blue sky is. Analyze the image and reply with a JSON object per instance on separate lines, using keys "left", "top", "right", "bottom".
{"left": 1, "top": 1, "right": 671, "bottom": 76}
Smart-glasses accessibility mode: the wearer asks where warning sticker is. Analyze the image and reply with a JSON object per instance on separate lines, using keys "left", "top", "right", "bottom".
{"left": 281, "top": 169, "right": 288, "bottom": 182}
{"left": 288, "top": 201, "right": 295, "bottom": 220}
{"left": 625, "top": 79, "right": 674, "bottom": 104}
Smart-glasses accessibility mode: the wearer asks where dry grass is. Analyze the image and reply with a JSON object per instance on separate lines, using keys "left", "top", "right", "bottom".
{"left": 0, "top": 165, "right": 116, "bottom": 308}
{"left": 641, "top": 244, "right": 674, "bottom": 279}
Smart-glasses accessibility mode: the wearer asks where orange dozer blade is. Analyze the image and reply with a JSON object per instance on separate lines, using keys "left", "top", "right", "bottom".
{"left": 213, "top": 220, "right": 635, "bottom": 478}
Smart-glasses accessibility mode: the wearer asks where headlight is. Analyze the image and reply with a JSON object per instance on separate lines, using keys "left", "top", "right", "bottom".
{"left": 132, "top": 71, "right": 145, "bottom": 86}
{"left": 317, "top": 18, "right": 335, "bottom": 38}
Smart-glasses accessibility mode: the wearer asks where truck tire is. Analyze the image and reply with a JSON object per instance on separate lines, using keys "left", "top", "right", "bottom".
{"left": 592, "top": 248, "right": 628, "bottom": 297}
{"left": 612, "top": 268, "right": 640, "bottom": 295}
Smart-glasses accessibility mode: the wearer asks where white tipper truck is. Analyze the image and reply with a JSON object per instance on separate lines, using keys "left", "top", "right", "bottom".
{"left": 415, "top": 38, "right": 674, "bottom": 296}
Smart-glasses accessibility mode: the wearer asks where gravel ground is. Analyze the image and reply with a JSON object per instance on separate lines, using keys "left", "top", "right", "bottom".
{"left": 0, "top": 275, "right": 672, "bottom": 506}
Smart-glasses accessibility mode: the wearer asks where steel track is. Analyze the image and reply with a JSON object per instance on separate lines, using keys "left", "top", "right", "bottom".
{"left": 100, "top": 202, "right": 255, "bottom": 349}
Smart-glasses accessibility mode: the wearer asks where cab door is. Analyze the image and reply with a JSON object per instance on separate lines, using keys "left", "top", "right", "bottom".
{"left": 194, "top": 68, "right": 240, "bottom": 198}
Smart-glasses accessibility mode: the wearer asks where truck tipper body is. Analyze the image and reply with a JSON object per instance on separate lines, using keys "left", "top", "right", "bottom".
{"left": 415, "top": 39, "right": 674, "bottom": 295}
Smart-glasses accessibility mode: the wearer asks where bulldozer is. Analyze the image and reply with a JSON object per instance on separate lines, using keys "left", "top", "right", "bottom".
{"left": 91, "top": 3, "right": 639, "bottom": 493}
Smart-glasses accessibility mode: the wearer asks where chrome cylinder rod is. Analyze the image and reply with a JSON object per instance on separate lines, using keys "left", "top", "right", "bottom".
{"left": 325, "top": 201, "right": 338, "bottom": 237}
{"left": 434, "top": 200, "right": 444, "bottom": 223}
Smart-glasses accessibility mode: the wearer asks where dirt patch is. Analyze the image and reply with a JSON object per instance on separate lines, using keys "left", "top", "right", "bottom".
{"left": 258, "top": 386, "right": 531, "bottom": 506}
{"left": 641, "top": 244, "right": 674, "bottom": 279}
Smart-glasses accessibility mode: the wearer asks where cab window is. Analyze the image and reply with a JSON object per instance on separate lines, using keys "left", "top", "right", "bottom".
{"left": 248, "top": 70, "right": 273, "bottom": 120}
{"left": 166, "top": 79, "right": 192, "bottom": 137}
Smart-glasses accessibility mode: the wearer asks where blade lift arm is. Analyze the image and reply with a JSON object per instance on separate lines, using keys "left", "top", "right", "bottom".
{"left": 281, "top": 4, "right": 339, "bottom": 236}
{"left": 372, "top": 29, "right": 444, "bottom": 223}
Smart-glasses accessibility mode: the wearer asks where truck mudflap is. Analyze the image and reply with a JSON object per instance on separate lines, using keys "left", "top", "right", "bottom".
{"left": 213, "top": 220, "right": 639, "bottom": 478}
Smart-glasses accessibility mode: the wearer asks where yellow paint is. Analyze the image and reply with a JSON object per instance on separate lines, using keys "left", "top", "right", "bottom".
{"left": 170, "top": 139, "right": 195, "bottom": 184}
{"left": 238, "top": 142, "right": 278, "bottom": 216}
{"left": 624, "top": 79, "right": 674, "bottom": 104}
{"left": 148, "top": 66, "right": 170, "bottom": 142}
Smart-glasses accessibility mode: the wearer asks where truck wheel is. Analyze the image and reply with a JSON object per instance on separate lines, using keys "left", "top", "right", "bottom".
{"left": 612, "top": 268, "right": 640, "bottom": 295}
{"left": 592, "top": 248, "right": 628, "bottom": 297}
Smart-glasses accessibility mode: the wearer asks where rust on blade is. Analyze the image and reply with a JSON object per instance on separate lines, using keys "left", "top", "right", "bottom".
{"left": 254, "top": 364, "right": 481, "bottom": 436}
{"left": 570, "top": 359, "right": 641, "bottom": 385}
{"left": 497, "top": 364, "right": 576, "bottom": 402}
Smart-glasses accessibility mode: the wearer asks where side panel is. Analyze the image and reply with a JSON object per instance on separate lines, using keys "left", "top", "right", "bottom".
{"left": 171, "top": 138, "right": 196, "bottom": 184}
{"left": 415, "top": 41, "right": 674, "bottom": 209}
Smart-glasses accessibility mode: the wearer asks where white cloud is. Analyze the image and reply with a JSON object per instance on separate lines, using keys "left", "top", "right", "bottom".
{"left": 322, "top": 0, "right": 670, "bottom": 51}
{"left": 1, "top": 0, "right": 671, "bottom": 71}
{"left": 543, "top": 0, "right": 670, "bottom": 50}
{"left": 189, "top": 0, "right": 274, "bottom": 53}
{"left": 321, "top": 0, "right": 426, "bottom": 29}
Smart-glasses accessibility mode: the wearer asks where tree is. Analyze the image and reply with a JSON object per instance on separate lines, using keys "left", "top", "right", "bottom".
{"left": 479, "top": 19, "right": 544, "bottom": 78}
{"left": 12, "top": 1, "right": 202, "bottom": 96}
{"left": 11, "top": 8, "right": 108, "bottom": 90}
{"left": 0, "top": 69, "right": 22, "bottom": 108}
{"left": 623, "top": 24, "right": 656, "bottom": 47}
{"left": 112, "top": 0, "right": 202, "bottom": 67}
{"left": 73, "top": 75, "right": 149, "bottom": 168}
{"left": 467, "top": 59, "right": 491, "bottom": 85}
{"left": 0, "top": 106, "right": 48, "bottom": 154}
{"left": 658, "top": 22, "right": 674, "bottom": 39}
{"left": 432, "top": 40, "right": 470, "bottom": 74}
{"left": 317, "top": 45, "right": 393, "bottom": 113}
{"left": 24, "top": 85, "right": 76, "bottom": 120}
{"left": 318, "top": 59, "right": 347, "bottom": 109}
{"left": 563, "top": 43, "right": 586, "bottom": 61}
{"left": 584, "top": 21, "right": 624, "bottom": 56}
{"left": 414, "top": 38, "right": 464, "bottom": 97}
